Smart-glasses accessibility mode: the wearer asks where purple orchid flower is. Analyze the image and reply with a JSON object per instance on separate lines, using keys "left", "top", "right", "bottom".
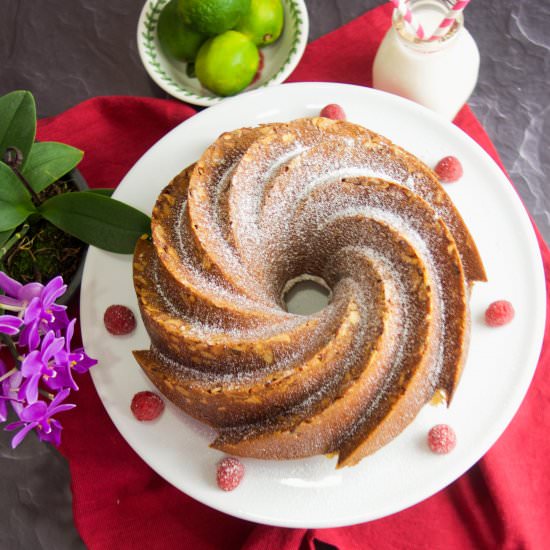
{"left": 5, "top": 388, "right": 75, "bottom": 448}
{"left": 0, "top": 360, "right": 7, "bottom": 422}
{"left": 20, "top": 330, "right": 65, "bottom": 403}
{"left": 4, "top": 370, "right": 24, "bottom": 417}
{"left": 0, "top": 272, "right": 96, "bottom": 449}
{"left": 19, "top": 276, "right": 69, "bottom": 350}
{"left": 0, "top": 365, "right": 24, "bottom": 422}
{"left": 0, "top": 314, "right": 23, "bottom": 336}
{"left": 50, "top": 319, "right": 98, "bottom": 392}
{"left": 0, "top": 272, "right": 43, "bottom": 310}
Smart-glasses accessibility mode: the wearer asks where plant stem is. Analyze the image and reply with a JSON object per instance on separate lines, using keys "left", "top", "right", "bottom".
{"left": 0, "top": 367, "right": 17, "bottom": 383}
{"left": 38, "top": 389, "right": 54, "bottom": 401}
{"left": 3, "top": 147, "right": 41, "bottom": 205}
{"left": 0, "top": 333, "right": 22, "bottom": 368}
{"left": 0, "top": 224, "right": 29, "bottom": 261}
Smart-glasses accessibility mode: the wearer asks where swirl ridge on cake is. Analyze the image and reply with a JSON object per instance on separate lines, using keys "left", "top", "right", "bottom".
{"left": 133, "top": 117, "right": 485, "bottom": 467}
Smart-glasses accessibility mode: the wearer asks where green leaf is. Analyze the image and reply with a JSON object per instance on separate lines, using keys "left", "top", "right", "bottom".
{"left": 87, "top": 188, "right": 114, "bottom": 197}
{"left": 0, "top": 162, "right": 36, "bottom": 231}
{"left": 22, "top": 142, "right": 83, "bottom": 193}
{"left": 0, "top": 91, "right": 36, "bottom": 168}
{"left": 0, "top": 161, "right": 32, "bottom": 202}
{"left": 0, "top": 229, "right": 14, "bottom": 249}
{"left": 39, "top": 192, "right": 151, "bottom": 254}
{"left": 0, "top": 204, "right": 32, "bottom": 232}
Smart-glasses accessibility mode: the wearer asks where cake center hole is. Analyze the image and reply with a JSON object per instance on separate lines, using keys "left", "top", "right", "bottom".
{"left": 282, "top": 275, "right": 332, "bottom": 315}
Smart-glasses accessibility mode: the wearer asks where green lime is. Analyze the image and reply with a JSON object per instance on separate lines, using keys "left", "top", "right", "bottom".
{"left": 178, "top": 0, "right": 250, "bottom": 35}
{"left": 157, "top": 0, "right": 206, "bottom": 61}
{"left": 234, "top": 0, "right": 284, "bottom": 47}
{"left": 196, "top": 31, "right": 259, "bottom": 96}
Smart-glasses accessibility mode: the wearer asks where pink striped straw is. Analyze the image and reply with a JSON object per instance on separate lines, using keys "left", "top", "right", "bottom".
{"left": 389, "top": 0, "right": 426, "bottom": 40}
{"left": 428, "top": 0, "right": 472, "bottom": 41}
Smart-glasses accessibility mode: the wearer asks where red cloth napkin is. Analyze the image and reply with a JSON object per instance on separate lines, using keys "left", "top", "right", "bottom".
{"left": 37, "top": 4, "right": 550, "bottom": 549}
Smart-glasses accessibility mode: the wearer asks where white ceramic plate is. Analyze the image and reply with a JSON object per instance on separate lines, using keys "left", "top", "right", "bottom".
{"left": 137, "top": 0, "right": 308, "bottom": 106}
{"left": 80, "top": 83, "right": 546, "bottom": 528}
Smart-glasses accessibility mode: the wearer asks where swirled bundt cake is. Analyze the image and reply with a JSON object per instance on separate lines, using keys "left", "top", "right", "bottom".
{"left": 132, "top": 117, "right": 485, "bottom": 468}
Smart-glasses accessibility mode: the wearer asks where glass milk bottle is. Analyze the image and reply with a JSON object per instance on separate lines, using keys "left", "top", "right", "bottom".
{"left": 373, "top": 0, "right": 480, "bottom": 119}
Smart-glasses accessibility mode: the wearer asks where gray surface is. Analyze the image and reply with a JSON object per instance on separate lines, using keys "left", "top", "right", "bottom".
{"left": 1, "top": 0, "right": 549, "bottom": 548}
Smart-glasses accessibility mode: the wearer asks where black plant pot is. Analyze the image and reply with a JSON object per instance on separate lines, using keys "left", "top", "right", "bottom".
{"left": 57, "top": 168, "right": 88, "bottom": 305}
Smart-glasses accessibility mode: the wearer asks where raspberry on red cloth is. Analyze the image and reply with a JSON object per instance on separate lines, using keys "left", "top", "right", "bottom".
{"left": 428, "top": 424, "right": 457, "bottom": 454}
{"left": 320, "top": 103, "right": 346, "bottom": 120}
{"left": 216, "top": 457, "right": 245, "bottom": 491}
{"left": 104, "top": 304, "right": 136, "bottom": 335}
{"left": 434, "top": 156, "right": 463, "bottom": 183}
{"left": 485, "top": 300, "right": 515, "bottom": 327}
{"left": 131, "top": 391, "right": 165, "bottom": 421}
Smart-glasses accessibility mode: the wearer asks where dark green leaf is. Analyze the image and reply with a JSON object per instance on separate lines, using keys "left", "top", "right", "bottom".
{"left": 39, "top": 192, "right": 151, "bottom": 254}
{"left": 0, "top": 204, "right": 32, "bottom": 232}
{"left": 23, "top": 142, "right": 84, "bottom": 193}
{"left": 0, "top": 91, "right": 36, "bottom": 168}
{"left": 0, "top": 229, "right": 14, "bottom": 249}
{"left": 87, "top": 188, "right": 114, "bottom": 197}
{"left": 0, "top": 162, "right": 36, "bottom": 231}
{"left": 0, "top": 161, "right": 32, "bottom": 202}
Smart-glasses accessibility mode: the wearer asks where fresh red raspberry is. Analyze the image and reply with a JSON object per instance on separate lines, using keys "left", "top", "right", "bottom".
{"left": 428, "top": 424, "right": 456, "bottom": 454}
{"left": 320, "top": 103, "right": 346, "bottom": 120}
{"left": 485, "top": 300, "right": 515, "bottom": 327}
{"left": 216, "top": 457, "right": 245, "bottom": 491}
{"left": 104, "top": 305, "right": 136, "bottom": 335}
{"left": 434, "top": 156, "right": 463, "bottom": 183}
{"left": 252, "top": 51, "right": 265, "bottom": 84}
{"left": 131, "top": 391, "right": 165, "bottom": 421}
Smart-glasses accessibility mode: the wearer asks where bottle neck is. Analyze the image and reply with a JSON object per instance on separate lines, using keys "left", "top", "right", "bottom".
{"left": 392, "top": 0, "right": 464, "bottom": 54}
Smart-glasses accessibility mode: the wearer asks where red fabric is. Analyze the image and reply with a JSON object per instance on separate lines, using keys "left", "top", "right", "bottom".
{"left": 36, "top": 4, "right": 550, "bottom": 549}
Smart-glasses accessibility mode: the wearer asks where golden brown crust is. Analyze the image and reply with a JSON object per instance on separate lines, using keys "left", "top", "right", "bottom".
{"left": 133, "top": 117, "right": 483, "bottom": 467}
{"left": 134, "top": 237, "right": 320, "bottom": 371}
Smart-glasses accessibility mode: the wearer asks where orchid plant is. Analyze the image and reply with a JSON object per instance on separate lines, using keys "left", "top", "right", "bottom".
{"left": 0, "top": 272, "right": 96, "bottom": 448}
{"left": 0, "top": 90, "right": 151, "bottom": 264}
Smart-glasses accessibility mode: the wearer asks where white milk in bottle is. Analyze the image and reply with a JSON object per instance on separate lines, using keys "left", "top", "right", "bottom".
{"left": 373, "top": 0, "right": 479, "bottom": 119}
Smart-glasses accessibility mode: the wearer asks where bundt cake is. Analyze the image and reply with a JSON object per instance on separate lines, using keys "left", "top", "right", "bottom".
{"left": 132, "top": 117, "right": 485, "bottom": 468}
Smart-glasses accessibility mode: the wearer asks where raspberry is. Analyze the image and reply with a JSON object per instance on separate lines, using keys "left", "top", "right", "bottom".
{"left": 428, "top": 424, "right": 456, "bottom": 454}
{"left": 252, "top": 51, "right": 265, "bottom": 84}
{"left": 320, "top": 103, "right": 346, "bottom": 121}
{"left": 131, "top": 391, "right": 165, "bottom": 421}
{"left": 216, "top": 457, "right": 245, "bottom": 491}
{"left": 434, "top": 156, "right": 463, "bottom": 183}
{"left": 104, "top": 305, "right": 136, "bottom": 335}
{"left": 485, "top": 300, "right": 515, "bottom": 327}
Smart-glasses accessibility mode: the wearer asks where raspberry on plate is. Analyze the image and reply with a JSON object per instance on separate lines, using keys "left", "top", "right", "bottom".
{"left": 485, "top": 300, "right": 515, "bottom": 327}
{"left": 434, "top": 156, "right": 463, "bottom": 183}
{"left": 216, "top": 457, "right": 245, "bottom": 491}
{"left": 320, "top": 103, "right": 346, "bottom": 120}
{"left": 131, "top": 391, "right": 165, "bottom": 421}
{"left": 428, "top": 424, "right": 456, "bottom": 454}
{"left": 104, "top": 305, "right": 136, "bottom": 335}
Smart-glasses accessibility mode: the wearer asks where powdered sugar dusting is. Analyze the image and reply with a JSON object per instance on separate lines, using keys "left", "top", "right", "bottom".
{"left": 134, "top": 117, "right": 475, "bottom": 465}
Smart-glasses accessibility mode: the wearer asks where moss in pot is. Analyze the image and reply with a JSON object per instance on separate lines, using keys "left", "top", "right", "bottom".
{"left": 1, "top": 169, "right": 92, "bottom": 303}
{"left": 0, "top": 91, "right": 151, "bottom": 302}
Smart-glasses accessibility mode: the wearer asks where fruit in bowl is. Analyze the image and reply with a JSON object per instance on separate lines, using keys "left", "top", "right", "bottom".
{"left": 235, "top": 0, "right": 284, "bottom": 46}
{"left": 157, "top": 0, "right": 206, "bottom": 62}
{"left": 178, "top": 0, "right": 251, "bottom": 35}
{"left": 195, "top": 31, "right": 260, "bottom": 96}
{"left": 157, "top": 0, "right": 285, "bottom": 96}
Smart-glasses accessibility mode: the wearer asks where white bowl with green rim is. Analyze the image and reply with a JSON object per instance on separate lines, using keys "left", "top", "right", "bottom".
{"left": 137, "top": 0, "right": 309, "bottom": 107}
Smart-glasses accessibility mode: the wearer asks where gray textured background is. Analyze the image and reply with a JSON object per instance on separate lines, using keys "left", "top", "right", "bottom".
{"left": 1, "top": 0, "right": 549, "bottom": 548}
